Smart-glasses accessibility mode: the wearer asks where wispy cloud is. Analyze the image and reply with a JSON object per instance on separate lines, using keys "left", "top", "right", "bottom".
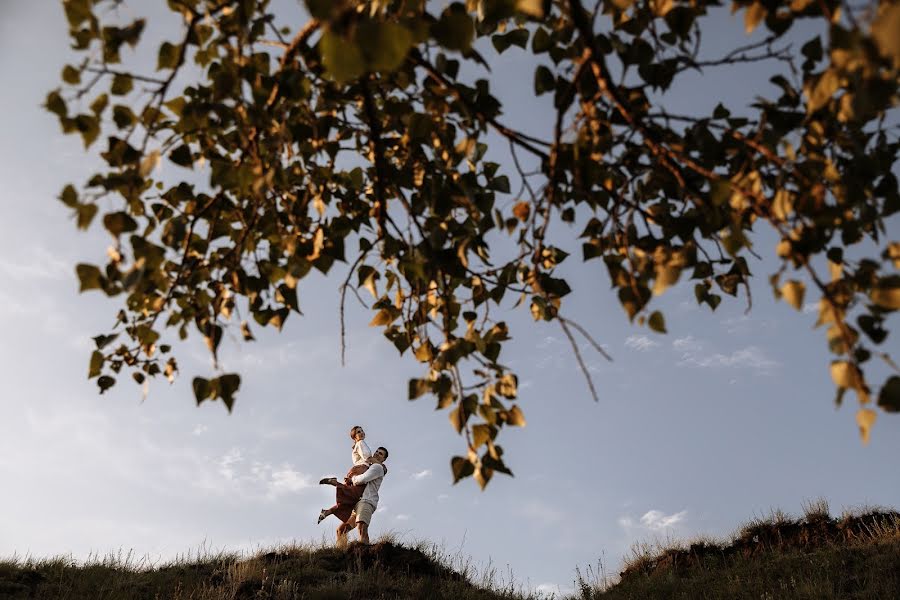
{"left": 411, "top": 469, "right": 431, "bottom": 480}
{"left": 192, "top": 424, "right": 208, "bottom": 436}
{"left": 640, "top": 509, "right": 687, "bottom": 530}
{"left": 625, "top": 334, "right": 660, "bottom": 352}
{"left": 620, "top": 509, "right": 687, "bottom": 531}
{"left": 672, "top": 336, "right": 778, "bottom": 371}
{"left": 215, "top": 448, "right": 314, "bottom": 499}
{"left": 395, "top": 514, "right": 411, "bottom": 521}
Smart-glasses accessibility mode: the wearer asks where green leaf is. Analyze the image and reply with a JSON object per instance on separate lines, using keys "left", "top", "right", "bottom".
{"left": 92, "top": 333, "right": 118, "bottom": 349}
{"left": 76, "top": 203, "right": 98, "bottom": 230}
{"left": 216, "top": 373, "right": 240, "bottom": 412}
{"left": 319, "top": 31, "right": 365, "bottom": 83}
{"left": 45, "top": 91, "right": 67, "bottom": 118}
{"left": 88, "top": 351, "right": 104, "bottom": 378}
{"left": 433, "top": 5, "right": 475, "bottom": 52}
{"left": 62, "top": 65, "right": 81, "bottom": 85}
{"left": 76, "top": 264, "right": 102, "bottom": 292}
{"left": 169, "top": 144, "right": 193, "bottom": 167}
{"left": 878, "top": 376, "right": 900, "bottom": 413}
{"left": 532, "top": 27, "right": 552, "bottom": 53}
{"left": 97, "top": 375, "right": 116, "bottom": 394}
{"left": 534, "top": 65, "right": 555, "bottom": 95}
{"left": 157, "top": 41, "right": 179, "bottom": 70}
{"left": 193, "top": 377, "right": 211, "bottom": 404}
{"left": 111, "top": 73, "right": 133, "bottom": 95}
{"left": 648, "top": 311, "right": 667, "bottom": 333}
{"left": 357, "top": 21, "right": 413, "bottom": 73}
{"left": 103, "top": 211, "right": 138, "bottom": 236}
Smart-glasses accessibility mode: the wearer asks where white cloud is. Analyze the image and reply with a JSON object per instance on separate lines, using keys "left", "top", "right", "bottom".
{"left": 192, "top": 424, "right": 208, "bottom": 436}
{"left": 625, "top": 334, "right": 660, "bottom": 352}
{"left": 215, "top": 448, "right": 312, "bottom": 498}
{"left": 672, "top": 335, "right": 703, "bottom": 353}
{"left": 411, "top": 469, "right": 431, "bottom": 480}
{"left": 672, "top": 336, "right": 778, "bottom": 371}
{"left": 640, "top": 509, "right": 687, "bottom": 530}
{"left": 267, "top": 466, "right": 312, "bottom": 495}
{"left": 437, "top": 494, "right": 449, "bottom": 502}
{"left": 395, "top": 514, "right": 411, "bottom": 521}
{"left": 802, "top": 302, "right": 818, "bottom": 314}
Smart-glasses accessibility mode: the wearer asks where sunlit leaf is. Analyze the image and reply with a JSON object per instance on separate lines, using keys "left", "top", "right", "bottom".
{"left": 856, "top": 408, "right": 876, "bottom": 445}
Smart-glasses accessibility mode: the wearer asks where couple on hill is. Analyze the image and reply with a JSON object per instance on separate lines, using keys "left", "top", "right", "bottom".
{"left": 317, "top": 425, "right": 389, "bottom": 545}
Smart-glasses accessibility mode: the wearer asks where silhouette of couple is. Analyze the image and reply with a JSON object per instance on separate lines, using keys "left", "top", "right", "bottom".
{"left": 318, "top": 425, "right": 389, "bottom": 545}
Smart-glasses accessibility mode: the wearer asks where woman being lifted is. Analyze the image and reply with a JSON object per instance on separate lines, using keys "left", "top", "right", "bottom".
{"left": 317, "top": 425, "right": 373, "bottom": 524}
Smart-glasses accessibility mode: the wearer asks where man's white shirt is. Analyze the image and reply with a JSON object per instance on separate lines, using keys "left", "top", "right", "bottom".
{"left": 351, "top": 463, "right": 385, "bottom": 507}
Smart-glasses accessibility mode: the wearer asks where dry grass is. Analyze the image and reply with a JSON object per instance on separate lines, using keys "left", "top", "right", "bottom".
{"left": 0, "top": 535, "right": 543, "bottom": 600}
{"left": 3, "top": 506, "right": 899, "bottom": 600}
{"left": 571, "top": 505, "right": 900, "bottom": 600}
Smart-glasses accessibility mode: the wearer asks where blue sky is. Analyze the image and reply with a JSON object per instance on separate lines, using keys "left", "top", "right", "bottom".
{"left": 0, "top": 1, "right": 897, "bottom": 596}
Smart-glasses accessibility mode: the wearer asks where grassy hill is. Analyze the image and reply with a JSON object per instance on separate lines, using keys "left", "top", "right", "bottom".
{"left": 1, "top": 506, "right": 898, "bottom": 599}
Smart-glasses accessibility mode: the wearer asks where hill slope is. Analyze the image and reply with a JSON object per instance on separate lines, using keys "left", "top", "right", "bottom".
{"left": 1, "top": 508, "right": 898, "bottom": 599}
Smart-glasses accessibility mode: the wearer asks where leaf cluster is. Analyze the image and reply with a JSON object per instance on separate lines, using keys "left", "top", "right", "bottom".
{"left": 49, "top": 0, "right": 900, "bottom": 486}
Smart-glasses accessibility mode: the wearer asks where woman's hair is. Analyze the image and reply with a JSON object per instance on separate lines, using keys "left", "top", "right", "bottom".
{"left": 349, "top": 425, "right": 363, "bottom": 440}
{"left": 376, "top": 446, "right": 389, "bottom": 460}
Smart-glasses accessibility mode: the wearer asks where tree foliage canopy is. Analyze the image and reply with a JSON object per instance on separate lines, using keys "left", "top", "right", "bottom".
{"left": 49, "top": 0, "right": 899, "bottom": 486}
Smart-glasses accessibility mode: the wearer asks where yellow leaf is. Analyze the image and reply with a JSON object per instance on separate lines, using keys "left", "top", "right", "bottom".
{"left": 139, "top": 149, "right": 160, "bottom": 177}
{"left": 650, "top": 0, "right": 673, "bottom": 16}
{"left": 506, "top": 405, "right": 526, "bottom": 427}
{"left": 472, "top": 424, "right": 494, "bottom": 448}
{"left": 512, "top": 201, "right": 531, "bottom": 222}
{"left": 744, "top": 2, "right": 767, "bottom": 34}
{"left": 886, "top": 242, "right": 900, "bottom": 269}
{"left": 368, "top": 309, "right": 394, "bottom": 327}
{"left": 414, "top": 342, "right": 433, "bottom": 362}
{"left": 781, "top": 280, "right": 805, "bottom": 310}
{"left": 776, "top": 239, "right": 792, "bottom": 258}
{"left": 871, "top": 286, "right": 900, "bottom": 310}
{"left": 808, "top": 68, "right": 839, "bottom": 113}
{"left": 653, "top": 265, "right": 681, "bottom": 296}
{"left": 828, "top": 261, "right": 842, "bottom": 282}
{"left": 449, "top": 406, "right": 466, "bottom": 434}
{"left": 856, "top": 408, "right": 876, "bottom": 445}
{"left": 307, "top": 228, "right": 324, "bottom": 260}
{"left": 515, "top": 0, "right": 544, "bottom": 18}
{"left": 474, "top": 465, "right": 491, "bottom": 489}
{"left": 872, "top": 1, "right": 900, "bottom": 68}
{"left": 497, "top": 374, "right": 517, "bottom": 399}
{"left": 773, "top": 190, "right": 794, "bottom": 221}
{"left": 830, "top": 360, "right": 854, "bottom": 388}
{"left": 814, "top": 299, "right": 837, "bottom": 328}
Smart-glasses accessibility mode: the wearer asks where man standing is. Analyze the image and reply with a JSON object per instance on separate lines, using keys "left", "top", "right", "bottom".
{"left": 337, "top": 446, "right": 388, "bottom": 545}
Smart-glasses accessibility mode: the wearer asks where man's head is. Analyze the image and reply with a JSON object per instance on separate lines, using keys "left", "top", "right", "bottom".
{"left": 371, "top": 447, "right": 389, "bottom": 463}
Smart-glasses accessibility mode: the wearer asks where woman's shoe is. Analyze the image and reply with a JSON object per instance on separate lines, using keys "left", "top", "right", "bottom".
{"left": 317, "top": 509, "right": 328, "bottom": 524}
{"left": 319, "top": 477, "right": 338, "bottom": 485}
